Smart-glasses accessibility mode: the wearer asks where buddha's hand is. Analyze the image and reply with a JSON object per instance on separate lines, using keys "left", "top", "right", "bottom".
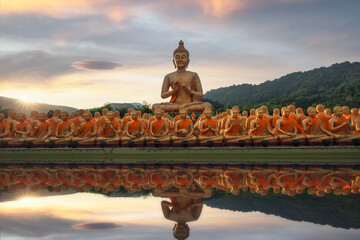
{"left": 171, "top": 81, "right": 180, "bottom": 93}
{"left": 182, "top": 83, "right": 193, "bottom": 95}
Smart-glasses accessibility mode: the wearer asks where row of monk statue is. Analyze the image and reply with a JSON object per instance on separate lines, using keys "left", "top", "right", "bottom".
{"left": 0, "top": 104, "right": 360, "bottom": 147}
{"left": 1, "top": 164, "right": 359, "bottom": 197}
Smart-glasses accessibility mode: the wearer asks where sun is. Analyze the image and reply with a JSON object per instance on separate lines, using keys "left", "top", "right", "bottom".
{"left": 19, "top": 96, "right": 31, "bottom": 103}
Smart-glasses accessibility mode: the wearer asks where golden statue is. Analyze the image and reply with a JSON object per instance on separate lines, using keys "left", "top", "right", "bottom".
{"left": 25, "top": 113, "right": 52, "bottom": 145}
{"left": 223, "top": 106, "right": 250, "bottom": 144}
{"left": 172, "top": 108, "right": 197, "bottom": 145}
{"left": 275, "top": 107, "right": 306, "bottom": 144}
{"left": 96, "top": 111, "right": 122, "bottom": 145}
{"left": 8, "top": 113, "right": 31, "bottom": 146}
{"left": 329, "top": 106, "right": 360, "bottom": 143}
{"left": 198, "top": 107, "right": 223, "bottom": 145}
{"left": 302, "top": 107, "right": 333, "bottom": 144}
{"left": 71, "top": 112, "right": 97, "bottom": 145}
{"left": 0, "top": 113, "right": 13, "bottom": 144}
{"left": 121, "top": 110, "right": 146, "bottom": 145}
{"left": 249, "top": 108, "right": 277, "bottom": 144}
{"left": 152, "top": 40, "right": 211, "bottom": 113}
{"left": 47, "top": 111, "right": 75, "bottom": 145}
{"left": 146, "top": 108, "right": 171, "bottom": 145}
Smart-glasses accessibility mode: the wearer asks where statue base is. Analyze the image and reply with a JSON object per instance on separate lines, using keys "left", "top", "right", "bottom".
{"left": 152, "top": 101, "right": 212, "bottom": 113}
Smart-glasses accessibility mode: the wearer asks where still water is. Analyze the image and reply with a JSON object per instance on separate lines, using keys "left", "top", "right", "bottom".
{"left": 1, "top": 163, "right": 359, "bottom": 240}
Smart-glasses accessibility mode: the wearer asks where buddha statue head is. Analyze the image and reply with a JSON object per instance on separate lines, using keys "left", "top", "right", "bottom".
{"left": 273, "top": 108, "right": 280, "bottom": 115}
{"left": 107, "top": 111, "right": 115, "bottom": 121}
{"left": 281, "top": 107, "right": 290, "bottom": 118}
{"left": 334, "top": 106, "right": 344, "bottom": 117}
{"left": 179, "top": 108, "right": 188, "bottom": 119}
{"left": 307, "top": 107, "right": 317, "bottom": 118}
{"left": 83, "top": 112, "right": 92, "bottom": 121}
{"left": 230, "top": 106, "right": 240, "bottom": 118}
{"left": 255, "top": 108, "right": 264, "bottom": 118}
{"left": 60, "top": 112, "right": 69, "bottom": 121}
{"left": 38, "top": 113, "right": 47, "bottom": 122}
{"left": 0, "top": 113, "right": 5, "bottom": 122}
{"left": 154, "top": 109, "right": 164, "bottom": 120}
{"left": 173, "top": 40, "right": 190, "bottom": 69}
{"left": 173, "top": 223, "right": 190, "bottom": 240}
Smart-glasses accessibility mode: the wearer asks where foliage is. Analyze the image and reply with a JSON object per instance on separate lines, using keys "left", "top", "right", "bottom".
{"left": 204, "top": 61, "right": 360, "bottom": 112}
{"left": 87, "top": 103, "right": 114, "bottom": 116}
{"left": 204, "top": 190, "right": 360, "bottom": 229}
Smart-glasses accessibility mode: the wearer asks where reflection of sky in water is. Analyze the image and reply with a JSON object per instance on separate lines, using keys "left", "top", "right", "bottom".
{"left": 1, "top": 193, "right": 359, "bottom": 240}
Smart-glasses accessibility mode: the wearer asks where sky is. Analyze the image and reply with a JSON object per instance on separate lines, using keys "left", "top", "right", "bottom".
{"left": 0, "top": 0, "right": 359, "bottom": 109}
{"left": 1, "top": 193, "right": 360, "bottom": 240}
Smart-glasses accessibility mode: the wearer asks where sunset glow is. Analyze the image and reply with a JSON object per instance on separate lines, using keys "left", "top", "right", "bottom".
{"left": 0, "top": 0, "right": 359, "bottom": 108}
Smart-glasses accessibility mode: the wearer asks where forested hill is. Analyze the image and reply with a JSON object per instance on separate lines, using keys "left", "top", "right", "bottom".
{"left": 203, "top": 61, "right": 360, "bottom": 109}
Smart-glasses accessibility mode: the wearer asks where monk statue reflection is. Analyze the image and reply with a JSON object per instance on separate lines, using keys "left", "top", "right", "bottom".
{"left": 154, "top": 188, "right": 209, "bottom": 240}
{"left": 152, "top": 40, "right": 211, "bottom": 113}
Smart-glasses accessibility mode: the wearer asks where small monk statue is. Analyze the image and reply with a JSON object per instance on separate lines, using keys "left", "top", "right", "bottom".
{"left": 198, "top": 107, "right": 223, "bottom": 145}
{"left": 71, "top": 112, "right": 97, "bottom": 146}
{"left": 121, "top": 110, "right": 146, "bottom": 145}
{"left": 26, "top": 113, "right": 53, "bottom": 145}
{"left": 249, "top": 108, "right": 277, "bottom": 144}
{"left": 5, "top": 109, "right": 17, "bottom": 135}
{"left": 329, "top": 106, "right": 360, "bottom": 143}
{"left": 0, "top": 113, "right": 13, "bottom": 145}
{"left": 146, "top": 108, "right": 171, "bottom": 145}
{"left": 219, "top": 109, "right": 231, "bottom": 135}
{"left": 275, "top": 107, "right": 306, "bottom": 144}
{"left": 316, "top": 104, "right": 331, "bottom": 131}
{"left": 8, "top": 113, "right": 31, "bottom": 146}
{"left": 48, "top": 109, "right": 61, "bottom": 136}
{"left": 96, "top": 111, "right": 121, "bottom": 146}
{"left": 245, "top": 108, "right": 256, "bottom": 131}
{"left": 172, "top": 108, "right": 197, "bottom": 145}
{"left": 47, "top": 111, "right": 75, "bottom": 145}
{"left": 224, "top": 106, "right": 250, "bottom": 144}
{"left": 152, "top": 40, "right": 211, "bottom": 112}
{"left": 271, "top": 108, "right": 281, "bottom": 129}
{"left": 302, "top": 107, "right": 333, "bottom": 145}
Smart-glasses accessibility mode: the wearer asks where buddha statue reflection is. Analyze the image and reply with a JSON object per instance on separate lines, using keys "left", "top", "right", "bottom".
{"left": 152, "top": 40, "right": 211, "bottom": 113}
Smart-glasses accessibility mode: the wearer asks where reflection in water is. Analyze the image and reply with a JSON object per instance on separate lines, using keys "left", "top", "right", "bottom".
{"left": 1, "top": 163, "right": 360, "bottom": 239}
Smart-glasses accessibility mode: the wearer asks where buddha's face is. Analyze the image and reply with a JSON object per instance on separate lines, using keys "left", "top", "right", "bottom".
{"left": 60, "top": 112, "right": 68, "bottom": 121}
{"left": 174, "top": 52, "right": 188, "bottom": 69}
{"left": 154, "top": 110, "right": 162, "bottom": 120}
{"left": 231, "top": 109, "right": 239, "bottom": 118}
{"left": 130, "top": 111, "right": 138, "bottom": 120}
{"left": 204, "top": 109, "right": 212, "bottom": 119}
{"left": 8, "top": 110, "right": 16, "bottom": 119}
{"left": 83, "top": 113, "right": 91, "bottom": 121}
{"left": 102, "top": 109, "right": 108, "bottom": 116}
{"left": 335, "top": 107, "right": 344, "bottom": 117}
{"left": 107, "top": 112, "right": 114, "bottom": 120}
{"left": 309, "top": 109, "right": 317, "bottom": 117}
{"left": 282, "top": 108, "right": 290, "bottom": 118}
{"left": 0, "top": 114, "right": 4, "bottom": 121}
{"left": 179, "top": 110, "right": 188, "bottom": 119}
{"left": 16, "top": 113, "right": 26, "bottom": 122}
{"left": 173, "top": 223, "right": 189, "bottom": 239}
{"left": 38, "top": 113, "right": 47, "bottom": 122}
{"left": 94, "top": 112, "right": 100, "bottom": 118}
{"left": 256, "top": 109, "right": 263, "bottom": 118}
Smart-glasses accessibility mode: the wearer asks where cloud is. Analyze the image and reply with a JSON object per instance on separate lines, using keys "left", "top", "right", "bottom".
{"left": 72, "top": 222, "right": 123, "bottom": 230}
{"left": 72, "top": 60, "right": 122, "bottom": 70}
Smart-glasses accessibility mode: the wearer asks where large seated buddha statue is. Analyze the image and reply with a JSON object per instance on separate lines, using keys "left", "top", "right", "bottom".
{"left": 152, "top": 40, "right": 211, "bottom": 113}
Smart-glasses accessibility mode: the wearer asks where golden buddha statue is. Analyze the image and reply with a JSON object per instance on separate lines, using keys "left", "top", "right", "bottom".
{"left": 96, "top": 111, "right": 122, "bottom": 146}
{"left": 25, "top": 112, "right": 52, "bottom": 145}
{"left": 146, "top": 108, "right": 171, "bottom": 146}
{"left": 249, "top": 108, "right": 277, "bottom": 145}
{"left": 223, "top": 106, "right": 250, "bottom": 145}
{"left": 172, "top": 108, "right": 197, "bottom": 146}
{"left": 302, "top": 107, "right": 333, "bottom": 144}
{"left": 0, "top": 113, "right": 13, "bottom": 145}
{"left": 121, "top": 110, "right": 146, "bottom": 145}
{"left": 47, "top": 111, "right": 75, "bottom": 145}
{"left": 8, "top": 113, "right": 31, "bottom": 146}
{"left": 198, "top": 107, "right": 223, "bottom": 145}
{"left": 71, "top": 112, "right": 97, "bottom": 145}
{"left": 275, "top": 107, "right": 306, "bottom": 144}
{"left": 152, "top": 40, "right": 211, "bottom": 113}
{"left": 329, "top": 106, "right": 360, "bottom": 143}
